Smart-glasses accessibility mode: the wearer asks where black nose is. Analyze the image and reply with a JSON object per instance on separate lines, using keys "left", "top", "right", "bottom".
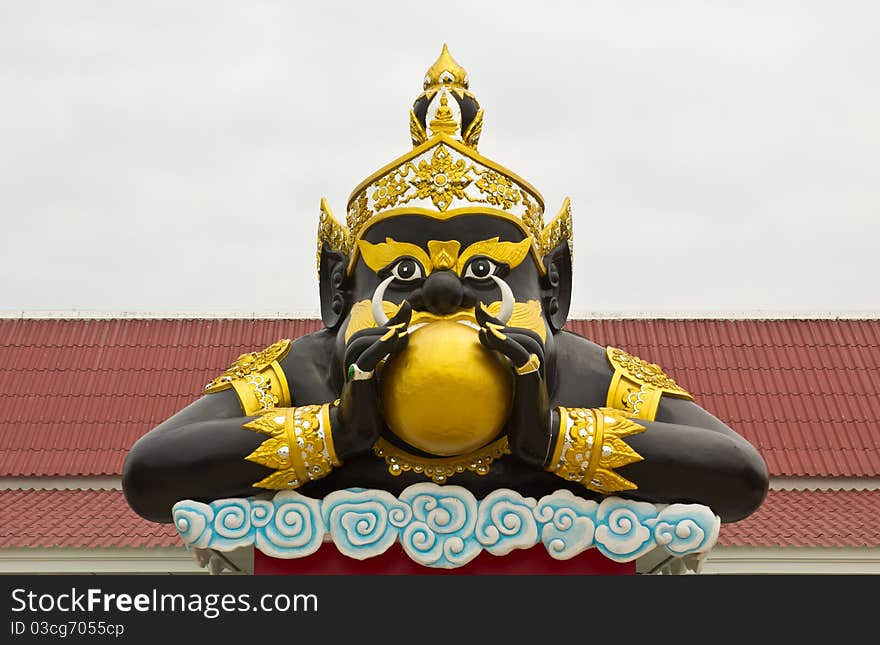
{"left": 421, "top": 270, "right": 463, "bottom": 315}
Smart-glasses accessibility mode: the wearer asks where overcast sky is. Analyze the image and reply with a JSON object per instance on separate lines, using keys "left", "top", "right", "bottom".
{"left": 1, "top": 1, "right": 877, "bottom": 316}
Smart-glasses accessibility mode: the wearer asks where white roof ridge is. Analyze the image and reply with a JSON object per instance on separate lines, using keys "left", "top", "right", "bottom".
{"left": 1, "top": 310, "right": 879, "bottom": 321}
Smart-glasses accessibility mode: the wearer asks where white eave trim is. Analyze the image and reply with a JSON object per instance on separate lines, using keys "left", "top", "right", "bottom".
{"left": 569, "top": 311, "right": 880, "bottom": 320}
{"left": 770, "top": 477, "right": 880, "bottom": 491}
{"left": 0, "top": 477, "right": 122, "bottom": 490}
{"left": 0, "top": 547, "right": 205, "bottom": 574}
{"left": 0, "top": 310, "right": 323, "bottom": 320}
{"left": 2, "top": 310, "right": 879, "bottom": 320}
{"left": 702, "top": 546, "right": 880, "bottom": 574}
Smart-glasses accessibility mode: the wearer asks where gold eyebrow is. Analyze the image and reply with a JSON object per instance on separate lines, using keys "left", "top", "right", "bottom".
{"left": 357, "top": 236, "right": 532, "bottom": 277}
{"left": 456, "top": 237, "right": 532, "bottom": 275}
{"left": 357, "top": 238, "right": 433, "bottom": 275}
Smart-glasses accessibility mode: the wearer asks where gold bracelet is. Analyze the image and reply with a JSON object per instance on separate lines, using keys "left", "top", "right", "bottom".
{"left": 243, "top": 402, "right": 342, "bottom": 490}
{"left": 547, "top": 407, "right": 646, "bottom": 493}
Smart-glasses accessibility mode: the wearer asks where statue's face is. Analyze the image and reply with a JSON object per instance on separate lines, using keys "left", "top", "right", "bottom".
{"left": 332, "top": 213, "right": 552, "bottom": 455}
{"left": 342, "top": 213, "right": 546, "bottom": 340}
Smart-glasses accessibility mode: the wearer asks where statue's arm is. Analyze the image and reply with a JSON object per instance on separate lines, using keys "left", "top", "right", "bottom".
{"left": 122, "top": 336, "right": 352, "bottom": 524}
{"left": 123, "top": 383, "right": 379, "bottom": 524}
{"left": 633, "top": 398, "right": 769, "bottom": 523}
{"left": 544, "top": 399, "right": 769, "bottom": 523}
{"left": 123, "top": 389, "right": 277, "bottom": 523}
{"left": 124, "top": 315, "right": 413, "bottom": 524}
{"left": 536, "top": 345, "right": 769, "bottom": 523}
{"left": 496, "top": 333, "right": 769, "bottom": 524}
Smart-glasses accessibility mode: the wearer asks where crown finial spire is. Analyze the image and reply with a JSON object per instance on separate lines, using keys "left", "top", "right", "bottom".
{"left": 424, "top": 44, "right": 469, "bottom": 90}
{"left": 411, "top": 45, "right": 482, "bottom": 149}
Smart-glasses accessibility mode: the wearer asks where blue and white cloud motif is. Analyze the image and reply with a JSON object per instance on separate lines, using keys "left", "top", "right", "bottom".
{"left": 475, "top": 489, "right": 537, "bottom": 556}
{"left": 653, "top": 504, "right": 720, "bottom": 555}
{"left": 594, "top": 498, "right": 659, "bottom": 561}
{"left": 534, "top": 490, "right": 598, "bottom": 560}
{"left": 399, "top": 483, "right": 481, "bottom": 568}
{"left": 209, "top": 498, "right": 253, "bottom": 551}
{"left": 255, "top": 491, "right": 324, "bottom": 559}
{"left": 322, "top": 488, "right": 411, "bottom": 560}
{"left": 172, "top": 484, "right": 721, "bottom": 569}
{"left": 172, "top": 500, "right": 213, "bottom": 549}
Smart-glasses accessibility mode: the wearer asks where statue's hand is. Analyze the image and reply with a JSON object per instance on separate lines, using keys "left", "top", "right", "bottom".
{"left": 334, "top": 302, "right": 413, "bottom": 457}
{"left": 475, "top": 305, "right": 552, "bottom": 468}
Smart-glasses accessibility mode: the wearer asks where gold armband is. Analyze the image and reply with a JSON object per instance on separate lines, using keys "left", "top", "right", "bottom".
{"left": 605, "top": 346, "right": 693, "bottom": 421}
{"left": 204, "top": 339, "right": 292, "bottom": 415}
{"left": 242, "top": 403, "right": 342, "bottom": 489}
{"left": 547, "top": 407, "right": 645, "bottom": 493}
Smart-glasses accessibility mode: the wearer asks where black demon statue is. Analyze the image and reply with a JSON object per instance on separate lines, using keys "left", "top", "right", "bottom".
{"left": 123, "top": 47, "right": 768, "bottom": 536}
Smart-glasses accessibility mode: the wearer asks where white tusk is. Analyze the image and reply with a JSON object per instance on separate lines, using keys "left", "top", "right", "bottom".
{"left": 491, "top": 275, "right": 514, "bottom": 324}
{"left": 371, "top": 276, "right": 395, "bottom": 326}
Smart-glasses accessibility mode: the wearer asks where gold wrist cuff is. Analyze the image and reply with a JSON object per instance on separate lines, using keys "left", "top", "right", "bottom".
{"left": 546, "top": 407, "right": 646, "bottom": 493}
{"left": 243, "top": 402, "right": 341, "bottom": 490}
{"left": 204, "top": 339, "right": 293, "bottom": 416}
{"left": 605, "top": 346, "right": 693, "bottom": 421}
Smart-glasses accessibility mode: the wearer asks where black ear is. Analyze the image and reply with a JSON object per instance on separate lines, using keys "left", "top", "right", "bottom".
{"left": 319, "top": 246, "right": 350, "bottom": 330}
{"left": 541, "top": 240, "right": 572, "bottom": 333}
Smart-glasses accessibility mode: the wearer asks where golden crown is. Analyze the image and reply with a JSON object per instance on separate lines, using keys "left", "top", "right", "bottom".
{"left": 317, "top": 45, "right": 572, "bottom": 278}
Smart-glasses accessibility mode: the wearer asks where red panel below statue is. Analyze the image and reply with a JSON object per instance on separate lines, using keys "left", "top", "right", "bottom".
{"left": 254, "top": 544, "right": 635, "bottom": 575}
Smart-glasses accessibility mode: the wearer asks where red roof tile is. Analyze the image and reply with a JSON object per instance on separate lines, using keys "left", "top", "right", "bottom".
{"left": 718, "top": 488, "right": 880, "bottom": 547}
{"left": 0, "top": 488, "right": 179, "bottom": 548}
{"left": 1, "top": 317, "right": 878, "bottom": 477}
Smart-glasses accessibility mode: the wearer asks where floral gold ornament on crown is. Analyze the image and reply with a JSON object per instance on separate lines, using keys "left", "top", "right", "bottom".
{"left": 316, "top": 45, "right": 574, "bottom": 280}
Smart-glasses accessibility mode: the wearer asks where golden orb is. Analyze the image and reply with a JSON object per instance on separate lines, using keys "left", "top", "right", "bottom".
{"left": 380, "top": 320, "right": 513, "bottom": 456}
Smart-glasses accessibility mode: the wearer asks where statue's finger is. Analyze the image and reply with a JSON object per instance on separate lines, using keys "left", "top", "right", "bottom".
{"left": 475, "top": 302, "right": 504, "bottom": 328}
{"left": 503, "top": 326, "right": 544, "bottom": 348}
{"left": 387, "top": 301, "right": 413, "bottom": 328}
{"left": 506, "top": 332, "right": 544, "bottom": 365}
{"left": 357, "top": 330, "right": 403, "bottom": 371}
{"left": 479, "top": 323, "right": 531, "bottom": 366}
{"left": 344, "top": 335, "right": 383, "bottom": 369}
{"left": 347, "top": 327, "right": 388, "bottom": 344}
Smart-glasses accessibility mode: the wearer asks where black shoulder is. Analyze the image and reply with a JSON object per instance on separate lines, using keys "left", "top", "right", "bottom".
{"left": 279, "top": 328, "right": 339, "bottom": 405}
{"left": 550, "top": 330, "right": 612, "bottom": 408}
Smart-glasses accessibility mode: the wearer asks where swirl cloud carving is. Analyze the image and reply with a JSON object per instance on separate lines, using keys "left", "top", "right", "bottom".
{"left": 399, "top": 483, "right": 481, "bottom": 568}
{"left": 209, "top": 498, "right": 252, "bottom": 551}
{"left": 172, "top": 501, "right": 214, "bottom": 549}
{"left": 653, "top": 504, "right": 720, "bottom": 555}
{"left": 534, "top": 490, "right": 598, "bottom": 560}
{"left": 322, "top": 488, "right": 411, "bottom": 560}
{"left": 475, "top": 489, "right": 537, "bottom": 556}
{"left": 256, "top": 491, "right": 324, "bottom": 559}
{"left": 593, "top": 498, "right": 658, "bottom": 561}
{"left": 172, "top": 485, "right": 721, "bottom": 568}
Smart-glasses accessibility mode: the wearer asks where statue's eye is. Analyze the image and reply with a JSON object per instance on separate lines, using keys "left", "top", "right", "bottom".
{"left": 390, "top": 257, "right": 424, "bottom": 282}
{"left": 463, "top": 257, "right": 498, "bottom": 281}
